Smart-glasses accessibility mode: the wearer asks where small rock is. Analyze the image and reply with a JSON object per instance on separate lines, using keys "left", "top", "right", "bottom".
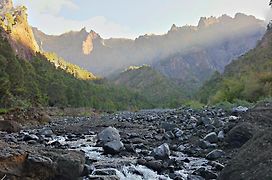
{"left": 218, "top": 130, "right": 224, "bottom": 141}
{"left": 198, "top": 139, "right": 217, "bottom": 149}
{"left": 173, "top": 128, "right": 183, "bottom": 138}
{"left": 40, "top": 128, "right": 54, "bottom": 137}
{"left": 206, "top": 149, "right": 225, "bottom": 160}
{"left": 204, "top": 132, "right": 218, "bottom": 143}
{"left": 232, "top": 106, "right": 248, "bottom": 114}
{"left": 23, "top": 134, "right": 39, "bottom": 141}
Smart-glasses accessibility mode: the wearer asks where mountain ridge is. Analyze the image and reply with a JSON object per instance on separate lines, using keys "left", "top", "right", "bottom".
{"left": 32, "top": 13, "right": 266, "bottom": 93}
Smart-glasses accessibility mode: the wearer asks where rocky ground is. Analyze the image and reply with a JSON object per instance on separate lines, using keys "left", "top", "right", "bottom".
{"left": 0, "top": 102, "right": 271, "bottom": 180}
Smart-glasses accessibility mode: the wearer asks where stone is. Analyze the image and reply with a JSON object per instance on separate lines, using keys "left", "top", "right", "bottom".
{"left": 152, "top": 143, "right": 170, "bottom": 160}
{"left": 218, "top": 130, "right": 225, "bottom": 141}
{"left": 206, "top": 149, "right": 225, "bottom": 160}
{"left": 204, "top": 132, "right": 218, "bottom": 143}
{"left": 23, "top": 134, "right": 39, "bottom": 141}
{"left": 198, "top": 139, "right": 217, "bottom": 149}
{"left": 232, "top": 106, "right": 248, "bottom": 114}
{"left": 97, "top": 127, "right": 121, "bottom": 145}
{"left": 39, "top": 128, "right": 54, "bottom": 137}
{"left": 161, "top": 122, "right": 177, "bottom": 131}
{"left": 225, "top": 123, "right": 254, "bottom": 148}
{"left": 0, "top": 120, "right": 21, "bottom": 133}
{"left": 103, "top": 140, "right": 124, "bottom": 154}
{"left": 173, "top": 128, "right": 183, "bottom": 138}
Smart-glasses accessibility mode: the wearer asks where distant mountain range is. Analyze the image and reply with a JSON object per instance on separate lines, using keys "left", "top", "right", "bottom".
{"left": 33, "top": 13, "right": 266, "bottom": 92}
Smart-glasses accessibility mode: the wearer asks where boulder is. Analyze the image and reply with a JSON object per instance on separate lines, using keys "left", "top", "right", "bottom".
{"left": 198, "top": 139, "right": 217, "bottom": 149}
{"left": 0, "top": 140, "right": 85, "bottom": 180}
{"left": 206, "top": 149, "right": 225, "bottom": 160}
{"left": 23, "top": 134, "right": 39, "bottom": 141}
{"left": 152, "top": 143, "right": 170, "bottom": 160}
{"left": 0, "top": 120, "right": 21, "bottom": 133}
{"left": 225, "top": 123, "right": 254, "bottom": 148}
{"left": 204, "top": 132, "right": 218, "bottom": 143}
{"left": 97, "top": 127, "right": 121, "bottom": 145}
{"left": 103, "top": 140, "right": 124, "bottom": 154}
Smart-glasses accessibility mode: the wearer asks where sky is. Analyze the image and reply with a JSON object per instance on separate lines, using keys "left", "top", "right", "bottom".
{"left": 13, "top": 0, "right": 270, "bottom": 39}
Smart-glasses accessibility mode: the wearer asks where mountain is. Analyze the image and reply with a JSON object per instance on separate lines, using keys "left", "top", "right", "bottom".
{"left": 110, "top": 65, "right": 185, "bottom": 107}
{"left": 33, "top": 13, "right": 266, "bottom": 91}
{"left": 198, "top": 27, "right": 272, "bottom": 104}
{"left": 0, "top": 1, "right": 96, "bottom": 80}
{"left": 0, "top": 0, "right": 154, "bottom": 111}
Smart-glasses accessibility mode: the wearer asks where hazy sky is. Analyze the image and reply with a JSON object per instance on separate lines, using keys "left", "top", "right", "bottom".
{"left": 13, "top": 0, "right": 270, "bottom": 39}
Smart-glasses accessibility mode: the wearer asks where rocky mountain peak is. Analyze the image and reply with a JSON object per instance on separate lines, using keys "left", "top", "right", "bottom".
{"left": 0, "top": 0, "right": 39, "bottom": 59}
{"left": 82, "top": 30, "right": 102, "bottom": 55}
{"left": 170, "top": 24, "right": 179, "bottom": 31}
{"left": 197, "top": 16, "right": 219, "bottom": 29}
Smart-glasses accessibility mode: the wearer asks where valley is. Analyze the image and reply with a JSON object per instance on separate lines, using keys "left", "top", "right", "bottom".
{"left": 0, "top": 0, "right": 272, "bottom": 179}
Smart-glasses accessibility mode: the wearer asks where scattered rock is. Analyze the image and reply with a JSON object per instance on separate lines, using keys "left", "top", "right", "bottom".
{"left": 204, "top": 132, "right": 218, "bottom": 143}
{"left": 206, "top": 149, "right": 225, "bottom": 160}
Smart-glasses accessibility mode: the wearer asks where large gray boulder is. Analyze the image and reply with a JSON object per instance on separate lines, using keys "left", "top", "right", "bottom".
{"left": 97, "top": 127, "right": 121, "bottom": 145}
{"left": 152, "top": 143, "right": 170, "bottom": 160}
{"left": 103, "top": 140, "right": 124, "bottom": 154}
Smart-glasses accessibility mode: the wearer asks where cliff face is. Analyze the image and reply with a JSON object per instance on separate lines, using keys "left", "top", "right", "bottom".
{"left": 0, "top": 2, "right": 39, "bottom": 60}
{"left": 33, "top": 13, "right": 266, "bottom": 80}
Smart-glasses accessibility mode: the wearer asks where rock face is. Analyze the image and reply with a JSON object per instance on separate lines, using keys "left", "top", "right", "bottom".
{"left": 0, "top": 0, "right": 13, "bottom": 12}
{"left": 218, "top": 130, "right": 272, "bottom": 180}
{"left": 225, "top": 123, "right": 254, "bottom": 148}
{"left": 0, "top": 0, "right": 40, "bottom": 59}
{"left": 0, "top": 140, "right": 85, "bottom": 180}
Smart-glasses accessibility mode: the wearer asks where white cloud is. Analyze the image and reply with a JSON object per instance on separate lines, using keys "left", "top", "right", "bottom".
{"left": 14, "top": 0, "right": 79, "bottom": 15}
{"left": 32, "top": 13, "right": 136, "bottom": 39}
{"left": 13, "top": 0, "right": 136, "bottom": 38}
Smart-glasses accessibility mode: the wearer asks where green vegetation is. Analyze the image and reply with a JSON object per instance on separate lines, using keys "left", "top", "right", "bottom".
{"left": 44, "top": 52, "right": 97, "bottom": 80}
{"left": 0, "top": 33, "right": 152, "bottom": 111}
{"left": 198, "top": 29, "right": 272, "bottom": 104}
{"left": 111, "top": 65, "right": 185, "bottom": 108}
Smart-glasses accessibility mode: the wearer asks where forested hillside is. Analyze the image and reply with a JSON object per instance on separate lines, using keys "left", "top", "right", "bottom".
{"left": 198, "top": 28, "right": 272, "bottom": 104}
{"left": 111, "top": 65, "right": 185, "bottom": 107}
{"left": 0, "top": 33, "right": 152, "bottom": 110}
